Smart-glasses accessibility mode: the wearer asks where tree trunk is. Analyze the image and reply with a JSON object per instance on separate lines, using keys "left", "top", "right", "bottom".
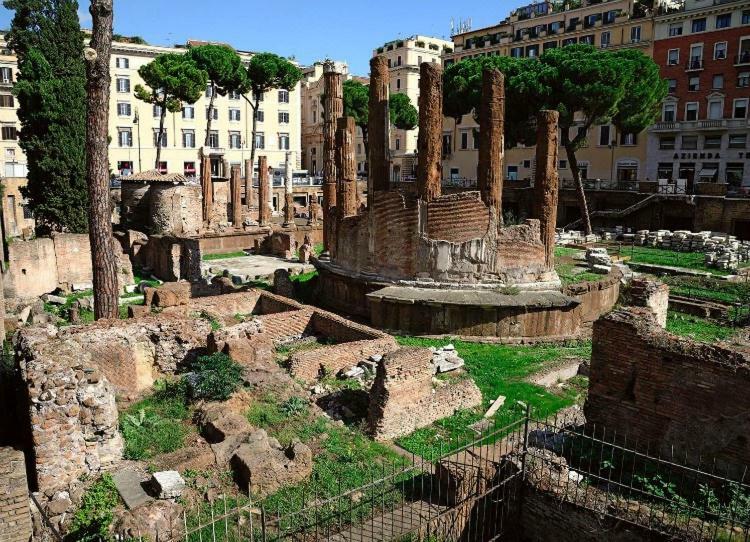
{"left": 155, "top": 99, "right": 167, "bottom": 169}
{"left": 564, "top": 142, "right": 592, "bottom": 235}
{"left": 85, "top": 0, "right": 119, "bottom": 320}
{"left": 204, "top": 82, "right": 216, "bottom": 146}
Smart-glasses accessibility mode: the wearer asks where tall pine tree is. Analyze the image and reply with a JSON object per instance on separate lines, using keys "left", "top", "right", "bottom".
{"left": 4, "top": 0, "right": 88, "bottom": 233}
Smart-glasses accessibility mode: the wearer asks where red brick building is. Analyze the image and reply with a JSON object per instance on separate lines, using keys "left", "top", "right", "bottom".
{"left": 647, "top": 0, "right": 750, "bottom": 192}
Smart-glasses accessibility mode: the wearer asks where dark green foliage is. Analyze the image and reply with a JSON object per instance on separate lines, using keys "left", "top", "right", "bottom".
{"left": 187, "top": 352, "right": 244, "bottom": 401}
{"left": 389, "top": 92, "right": 418, "bottom": 130}
{"left": 65, "top": 474, "right": 120, "bottom": 541}
{"left": 187, "top": 44, "right": 246, "bottom": 96}
{"left": 5, "top": 0, "right": 88, "bottom": 233}
{"left": 244, "top": 52, "right": 303, "bottom": 96}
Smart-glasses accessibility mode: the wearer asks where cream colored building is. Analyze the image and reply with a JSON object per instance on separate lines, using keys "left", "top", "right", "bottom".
{"left": 373, "top": 35, "right": 454, "bottom": 181}
{"left": 300, "top": 60, "right": 367, "bottom": 177}
{"left": 441, "top": 0, "right": 656, "bottom": 185}
{"left": 0, "top": 34, "right": 303, "bottom": 183}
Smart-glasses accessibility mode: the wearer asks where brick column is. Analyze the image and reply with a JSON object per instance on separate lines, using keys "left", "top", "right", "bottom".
{"left": 230, "top": 164, "right": 242, "bottom": 228}
{"left": 477, "top": 69, "right": 504, "bottom": 222}
{"left": 283, "top": 151, "right": 296, "bottom": 229}
{"left": 368, "top": 55, "right": 390, "bottom": 202}
{"left": 533, "top": 110, "right": 560, "bottom": 270}
{"left": 336, "top": 116, "right": 358, "bottom": 219}
{"left": 244, "top": 158, "right": 254, "bottom": 209}
{"left": 322, "top": 61, "right": 343, "bottom": 253}
{"left": 201, "top": 153, "right": 212, "bottom": 223}
{"left": 0, "top": 447, "right": 32, "bottom": 542}
{"left": 258, "top": 155, "right": 271, "bottom": 227}
{"left": 417, "top": 62, "right": 443, "bottom": 202}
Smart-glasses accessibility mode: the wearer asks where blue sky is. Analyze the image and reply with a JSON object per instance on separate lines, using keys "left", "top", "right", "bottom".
{"left": 0, "top": 0, "right": 512, "bottom": 74}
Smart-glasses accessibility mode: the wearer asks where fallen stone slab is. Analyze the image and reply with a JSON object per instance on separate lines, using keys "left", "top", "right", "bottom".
{"left": 483, "top": 395, "right": 506, "bottom": 419}
{"left": 113, "top": 469, "right": 153, "bottom": 510}
{"left": 150, "top": 471, "right": 185, "bottom": 499}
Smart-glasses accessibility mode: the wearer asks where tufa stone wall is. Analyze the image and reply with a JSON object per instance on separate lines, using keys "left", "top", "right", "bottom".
{"left": 629, "top": 279, "right": 669, "bottom": 328}
{"left": 0, "top": 447, "right": 32, "bottom": 542}
{"left": 367, "top": 348, "right": 482, "bottom": 441}
{"left": 585, "top": 308, "right": 750, "bottom": 475}
{"left": 149, "top": 183, "right": 202, "bottom": 236}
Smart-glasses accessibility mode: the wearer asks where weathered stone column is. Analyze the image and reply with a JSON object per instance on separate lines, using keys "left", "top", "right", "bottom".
{"left": 322, "top": 61, "right": 343, "bottom": 253}
{"left": 201, "top": 152, "right": 212, "bottom": 223}
{"left": 230, "top": 164, "right": 242, "bottom": 228}
{"left": 336, "top": 116, "right": 358, "bottom": 218}
{"left": 417, "top": 62, "right": 443, "bottom": 202}
{"left": 244, "top": 158, "right": 254, "bottom": 209}
{"left": 533, "top": 110, "right": 560, "bottom": 270}
{"left": 477, "top": 69, "right": 504, "bottom": 222}
{"left": 368, "top": 55, "right": 390, "bottom": 202}
{"left": 283, "top": 151, "right": 296, "bottom": 229}
{"left": 258, "top": 155, "right": 271, "bottom": 227}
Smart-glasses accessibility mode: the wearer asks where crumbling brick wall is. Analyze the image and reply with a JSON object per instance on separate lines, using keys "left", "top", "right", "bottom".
{"left": 0, "top": 447, "right": 32, "bottom": 542}
{"left": 585, "top": 308, "right": 750, "bottom": 474}
{"left": 367, "top": 348, "right": 483, "bottom": 441}
{"left": 563, "top": 272, "right": 621, "bottom": 324}
{"left": 629, "top": 279, "right": 669, "bottom": 328}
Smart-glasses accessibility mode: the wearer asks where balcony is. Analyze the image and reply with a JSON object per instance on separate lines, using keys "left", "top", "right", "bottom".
{"left": 698, "top": 119, "right": 726, "bottom": 129}
{"left": 735, "top": 52, "right": 750, "bottom": 66}
{"left": 685, "top": 58, "right": 704, "bottom": 71}
{"left": 651, "top": 121, "right": 678, "bottom": 131}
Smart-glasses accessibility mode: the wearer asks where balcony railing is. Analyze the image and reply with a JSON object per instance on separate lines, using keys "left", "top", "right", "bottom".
{"left": 561, "top": 178, "right": 639, "bottom": 191}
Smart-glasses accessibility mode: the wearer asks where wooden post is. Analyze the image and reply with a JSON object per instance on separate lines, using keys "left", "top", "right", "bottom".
{"left": 416, "top": 62, "right": 443, "bottom": 202}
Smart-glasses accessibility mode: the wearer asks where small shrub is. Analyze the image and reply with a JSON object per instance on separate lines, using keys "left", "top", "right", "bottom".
{"left": 66, "top": 474, "right": 120, "bottom": 542}
{"left": 279, "top": 396, "right": 309, "bottom": 417}
{"left": 186, "top": 353, "right": 244, "bottom": 401}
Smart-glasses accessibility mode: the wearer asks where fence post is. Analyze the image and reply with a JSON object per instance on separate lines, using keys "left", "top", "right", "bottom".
{"left": 260, "top": 504, "right": 267, "bottom": 542}
{"left": 521, "top": 402, "right": 531, "bottom": 481}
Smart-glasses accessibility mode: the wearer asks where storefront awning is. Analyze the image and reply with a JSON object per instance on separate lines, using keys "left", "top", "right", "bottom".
{"left": 698, "top": 169, "right": 717, "bottom": 177}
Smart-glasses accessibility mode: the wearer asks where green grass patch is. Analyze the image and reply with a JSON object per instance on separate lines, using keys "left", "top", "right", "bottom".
{"left": 554, "top": 246, "right": 585, "bottom": 259}
{"left": 291, "top": 271, "right": 319, "bottom": 304}
{"left": 666, "top": 312, "right": 739, "bottom": 343}
{"left": 663, "top": 275, "right": 750, "bottom": 305}
{"left": 394, "top": 337, "right": 591, "bottom": 458}
{"left": 202, "top": 251, "right": 249, "bottom": 261}
{"left": 120, "top": 380, "right": 192, "bottom": 460}
{"left": 614, "top": 245, "right": 728, "bottom": 275}
{"left": 555, "top": 262, "right": 604, "bottom": 287}
{"left": 66, "top": 474, "right": 120, "bottom": 542}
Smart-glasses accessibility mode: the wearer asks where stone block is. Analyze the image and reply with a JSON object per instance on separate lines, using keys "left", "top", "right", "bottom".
{"left": 150, "top": 471, "right": 185, "bottom": 500}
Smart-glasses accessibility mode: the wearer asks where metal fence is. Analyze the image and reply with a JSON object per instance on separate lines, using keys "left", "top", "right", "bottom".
{"left": 111, "top": 407, "right": 750, "bottom": 542}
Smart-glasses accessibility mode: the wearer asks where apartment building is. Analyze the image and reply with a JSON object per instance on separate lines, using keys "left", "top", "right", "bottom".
{"left": 300, "top": 60, "right": 367, "bottom": 176}
{"left": 441, "top": 0, "right": 655, "bottom": 185}
{"left": 647, "top": 0, "right": 750, "bottom": 192}
{"left": 0, "top": 34, "right": 303, "bottom": 183}
{"left": 372, "top": 35, "right": 454, "bottom": 181}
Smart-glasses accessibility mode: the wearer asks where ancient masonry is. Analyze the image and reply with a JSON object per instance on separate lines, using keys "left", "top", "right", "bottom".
{"left": 417, "top": 63, "right": 443, "bottom": 202}
{"left": 230, "top": 164, "right": 242, "bottom": 227}
{"left": 283, "top": 151, "right": 296, "bottom": 229}
{"left": 201, "top": 152, "right": 212, "bottom": 223}
{"left": 336, "top": 116, "right": 358, "bottom": 218}
{"left": 0, "top": 447, "right": 32, "bottom": 542}
{"left": 477, "top": 69, "right": 504, "bottom": 222}
{"left": 257, "top": 155, "right": 271, "bottom": 227}
{"left": 533, "top": 110, "right": 560, "bottom": 270}
{"left": 322, "top": 61, "right": 343, "bottom": 253}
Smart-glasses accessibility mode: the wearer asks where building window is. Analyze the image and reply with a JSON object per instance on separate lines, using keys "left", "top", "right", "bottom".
{"left": 739, "top": 72, "right": 750, "bottom": 87}
{"left": 685, "top": 102, "right": 699, "bottom": 121}
{"left": 714, "top": 41, "right": 727, "bottom": 60}
{"left": 278, "top": 111, "right": 290, "bottom": 123}
{"left": 228, "top": 90, "right": 241, "bottom": 100}
{"left": 659, "top": 136, "right": 676, "bottom": 150}
{"left": 396, "top": 78, "right": 401, "bottom": 90}
{"left": 116, "top": 102, "right": 131, "bottom": 116}
{"left": 0, "top": 94, "right": 13, "bottom": 108}
{"left": 663, "top": 103, "right": 676, "bottom": 122}
{"left": 254, "top": 132, "right": 265, "bottom": 150}
{"left": 152, "top": 104, "right": 162, "bottom": 118}
{"left": 668, "top": 22, "right": 683, "bottom": 36}
{"left": 559, "top": 160, "right": 567, "bottom": 169}
{"left": 229, "top": 108, "right": 241, "bottom": 122}
{"left": 688, "top": 76, "right": 700, "bottom": 91}
{"left": 205, "top": 85, "right": 214, "bottom": 98}
{"left": 254, "top": 91, "right": 264, "bottom": 102}
{"left": 689, "top": 44, "right": 703, "bottom": 68}
{"left": 182, "top": 105, "right": 195, "bottom": 119}
{"left": 182, "top": 130, "right": 195, "bottom": 148}
{"left": 716, "top": 13, "right": 731, "bottom": 29}
{"left": 115, "top": 57, "right": 129, "bottom": 69}
{"left": 667, "top": 49, "right": 679, "bottom": 66}
{"left": 153, "top": 130, "right": 167, "bottom": 148}
{"left": 510, "top": 47, "right": 523, "bottom": 58}
{"left": 691, "top": 17, "right": 707, "bottom": 32}
{"left": 184, "top": 161, "right": 196, "bottom": 176}
{"left": 157, "top": 161, "right": 167, "bottom": 174}
{"left": 461, "top": 131, "right": 469, "bottom": 150}
{"left": 116, "top": 77, "right": 130, "bottom": 93}
{"left": 704, "top": 135, "right": 722, "bottom": 148}
{"left": 562, "top": 37, "right": 577, "bottom": 47}
{"left": 278, "top": 90, "right": 290, "bottom": 103}
{"left": 442, "top": 134, "right": 452, "bottom": 156}
{"left": 621, "top": 132, "right": 637, "bottom": 146}
{"left": 117, "top": 127, "right": 132, "bottom": 147}
{"left": 599, "top": 125, "right": 611, "bottom": 146}
{"left": 630, "top": 26, "right": 641, "bottom": 43}
{"left": 208, "top": 131, "right": 219, "bottom": 148}
{"left": 729, "top": 134, "right": 747, "bottom": 148}
{"left": 600, "top": 32, "right": 611, "bottom": 47}
{"left": 0, "top": 67, "right": 12, "bottom": 83}
{"left": 523, "top": 159, "right": 531, "bottom": 168}
{"left": 667, "top": 79, "right": 677, "bottom": 93}
{"left": 726, "top": 163, "right": 744, "bottom": 186}
{"left": 206, "top": 107, "right": 218, "bottom": 120}
{"left": 708, "top": 100, "right": 723, "bottom": 120}
{"left": 743, "top": 10, "right": 750, "bottom": 24}
{"left": 279, "top": 133, "right": 290, "bottom": 150}
{"left": 712, "top": 74, "right": 724, "bottom": 89}
{"left": 117, "top": 161, "right": 133, "bottom": 175}
{"left": 543, "top": 40, "right": 557, "bottom": 51}
{"left": 255, "top": 109, "right": 265, "bottom": 122}
{"left": 681, "top": 135, "right": 698, "bottom": 149}
{"left": 1, "top": 126, "right": 17, "bottom": 140}
{"left": 229, "top": 132, "right": 241, "bottom": 149}
{"left": 657, "top": 163, "right": 673, "bottom": 179}
{"left": 507, "top": 165, "right": 518, "bottom": 180}
{"left": 395, "top": 138, "right": 400, "bottom": 151}
{"left": 740, "top": 38, "right": 750, "bottom": 64}
{"left": 733, "top": 98, "right": 748, "bottom": 118}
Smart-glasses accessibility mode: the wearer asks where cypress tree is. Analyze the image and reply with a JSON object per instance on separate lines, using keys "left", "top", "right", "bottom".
{"left": 4, "top": 0, "right": 88, "bottom": 233}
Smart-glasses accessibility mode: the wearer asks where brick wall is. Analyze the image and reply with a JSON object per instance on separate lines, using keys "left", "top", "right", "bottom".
{"left": 0, "top": 447, "right": 31, "bottom": 542}
{"left": 52, "top": 233, "right": 94, "bottom": 289}
{"left": 563, "top": 272, "right": 621, "bottom": 324}
{"left": 585, "top": 308, "right": 750, "bottom": 474}
{"left": 5, "top": 238, "right": 57, "bottom": 299}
